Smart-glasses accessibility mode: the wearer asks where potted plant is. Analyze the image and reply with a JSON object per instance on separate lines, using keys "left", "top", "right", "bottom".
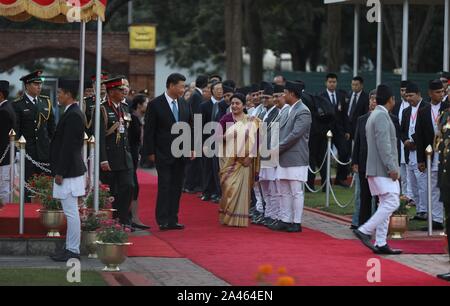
{"left": 96, "top": 219, "right": 133, "bottom": 272}
{"left": 81, "top": 212, "right": 103, "bottom": 259}
{"left": 84, "top": 184, "right": 116, "bottom": 219}
{"left": 28, "top": 174, "right": 53, "bottom": 204}
{"left": 389, "top": 198, "right": 409, "bottom": 239}
{"left": 38, "top": 189, "right": 66, "bottom": 237}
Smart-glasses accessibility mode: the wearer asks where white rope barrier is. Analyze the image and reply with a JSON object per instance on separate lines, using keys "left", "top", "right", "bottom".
{"left": 330, "top": 149, "right": 352, "bottom": 166}
{"left": 0, "top": 144, "right": 10, "bottom": 164}
{"left": 329, "top": 175, "right": 356, "bottom": 209}
{"left": 308, "top": 153, "right": 328, "bottom": 175}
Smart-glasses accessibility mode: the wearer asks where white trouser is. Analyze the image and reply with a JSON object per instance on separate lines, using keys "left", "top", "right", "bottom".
{"left": 254, "top": 185, "right": 264, "bottom": 213}
{"left": 260, "top": 180, "right": 279, "bottom": 220}
{"left": 359, "top": 191, "right": 400, "bottom": 248}
{"left": 53, "top": 176, "right": 85, "bottom": 255}
{"left": 430, "top": 171, "right": 444, "bottom": 223}
{"left": 0, "top": 165, "right": 11, "bottom": 204}
{"left": 406, "top": 162, "right": 427, "bottom": 213}
{"left": 400, "top": 163, "right": 412, "bottom": 199}
{"left": 61, "top": 194, "right": 81, "bottom": 254}
{"left": 278, "top": 180, "right": 305, "bottom": 224}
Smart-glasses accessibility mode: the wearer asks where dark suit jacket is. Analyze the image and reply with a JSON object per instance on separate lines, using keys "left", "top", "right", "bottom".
{"left": 200, "top": 99, "right": 219, "bottom": 144}
{"left": 320, "top": 90, "right": 350, "bottom": 137}
{"left": 400, "top": 100, "right": 429, "bottom": 164}
{"left": 50, "top": 104, "right": 86, "bottom": 178}
{"left": 188, "top": 89, "right": 203, "bottom": 115}
{"left": 352, "top": 112, "right": 401, "bottom": 173}
{"left": 143, "top": 94, "right": 193, "bottom": 165}
{"left": 216, "top": 100, "right": 230, "bottom": 122}
{"left": 0, "top": 100, "right": 16, "bottom": 166}
{"left": 348, "top": 91, "right": 369, "bottom": 139}
{"left": 415, "top": 102, "right": 449, "bottom": 164}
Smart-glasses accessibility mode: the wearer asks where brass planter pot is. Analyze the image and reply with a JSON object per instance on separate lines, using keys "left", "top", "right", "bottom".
{"left": 38, "top": 210, "right": 66, "bottom": 237}
{"left": 82, "top": 231, "right": 99, "bottom": 259}
{"left": 389, "top": 215, "right": 409, "bottom": 240}
{"left": 96, "top": 241, "right": 133, "bottom": 272}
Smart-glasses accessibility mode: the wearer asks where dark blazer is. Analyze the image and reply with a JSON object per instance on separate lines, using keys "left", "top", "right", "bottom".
{"left": 348, "top": 91, "right": 369, "bottom": 139}
{"left": 415, "top": 102, "right": 449, "bottom": 164}
{"left": 320, "top": 89, "right": 351, "bottom": 137}
{"left": 129, "top": 113, "right": 142, "bottom": 169}
{"left": 50, "top": 104, "right": 86, "bottom": 178}
{"left": 188, "top": 88, "right": 203, "bottom": 115}
{"left": 143, "top": 94, "right": 193, "bottom": 165}
{"left": 400, "top": 100, "right": 429, "bottom": 164}
{"left": 13, "top": 94, "right": 55, "bottom": 162}
{"left": 200, "top": 99, "right": 218, "bottom": 144}
{"left": 352, "top": 112, "right": 401, "bottom": 173}
{"left": 216, "top": 100, "right": 230, "bottom": 122}
{"left": 0, "top": 100, "right": 16, "bottom": 166}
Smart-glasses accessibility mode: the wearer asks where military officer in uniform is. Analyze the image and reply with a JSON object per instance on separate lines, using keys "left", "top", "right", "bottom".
{"left": 436, "top": 107, "right": 450, "bottom": 281}
{"left": 99, "top": 77, "right": 135, "bottom": 229}
{"left": 84, "top": 72, "right": 108, "bottom": 137}
{"left": 13, "top": 71, "right": 55, "bottom": 200}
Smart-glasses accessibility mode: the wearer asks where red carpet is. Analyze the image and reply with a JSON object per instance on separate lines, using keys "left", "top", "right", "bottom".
{"left": 137, "top": 170, "right": 450, "bottom": 286}
{"left": 128, "top": 235, "right": 181, "bottom": 258}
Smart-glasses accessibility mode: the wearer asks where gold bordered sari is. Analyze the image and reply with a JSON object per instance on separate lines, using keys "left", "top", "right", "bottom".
{"left": 219, "top": 115, "right": 260, "bottom": 227}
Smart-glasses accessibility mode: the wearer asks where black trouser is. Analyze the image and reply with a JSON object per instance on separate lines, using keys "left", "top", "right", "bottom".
{"left": 308, "top": 134, "right": 328, "bottom": 188}
{"left": 156, "top": 159, "right": 185, "bottom": 226}
{"left": 202, "top": 156, "right": 220, "bottom": 196}
{"left": 101, "top": 169, "right": 134, "bottom": 225}
{"left": 184, "top": 157, "right": 203, "bottom": 191}
{"left": 359, "top": 172, "right": 373, "bottom": 226}
{"left": 332, "top": 133, "right": 351, "bottom": 182}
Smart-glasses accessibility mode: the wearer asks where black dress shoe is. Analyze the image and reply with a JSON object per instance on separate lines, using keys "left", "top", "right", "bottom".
{"left": 288, "top": 224, "right": 302, "bottom": 233}
{"left": 168, "top": 223, "right": 185, "bottom": 230}
{"left": 374, "top": 245, "right": 403, "bottom": 255}
{"left": 271, "top": 221, "right": 292, "bottom": 232}
{"left": 132, "top": 223, "right": 151, "bottom": 230}
{"left": 50, "top": 250, "right": 80, "bottom": 262}
{"left": 437, "top": 273, "right": 450, "bottom": 281}
{"left": 411, "top": 212, "right": 428, "bottom": 221}
{"left": 201, "top": 195, "right": 211, "bottom": 201}
{"left": 159, "top": 224, "right": 170, "bottom": 231}
{"left": 353, "top": 229, "right": 377, "bottom": 251}
{"left": 420, "top": 222, "right": 444, "bottom": 232}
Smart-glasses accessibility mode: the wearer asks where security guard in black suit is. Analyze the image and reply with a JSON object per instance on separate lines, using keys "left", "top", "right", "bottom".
{"left": 13, "top": 71, "right": 55, "bottom": 200}
{"left": 436, "top": 108, "right": 450, "bottom": 281}
{"left": 99, "top": 77, "right": 134, "bottom": 228}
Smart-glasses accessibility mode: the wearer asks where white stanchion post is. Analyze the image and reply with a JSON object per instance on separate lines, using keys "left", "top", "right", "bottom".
{"left": 9, "top": 129, "right": 16, "bottom": 203}
{"left": 89, "top": 136, "right": 95, "bottom": 195}
{"left": 426, "top": 145, "right": 433, "bottom": 237}
{"left": 326, "top": 131, "right": 333, "bottom": 208}
{"left": 18, "top": 136, "right": 26, "bottom": 235}
{"left": 83, "top": 133, "right": 88, "bottom": 169}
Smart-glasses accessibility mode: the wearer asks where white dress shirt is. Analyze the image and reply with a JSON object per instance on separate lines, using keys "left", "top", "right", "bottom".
{"left": 327, "top": 90, "right": 337, "bottom": 105}
{"left": 348, "top": 91, "right": 361, "bottom": 117}
{"left": 408, "top": 101, "right": 422, "bottom": 165}
{"left": 25, "top": 92, "right": 37, "bottom": 104}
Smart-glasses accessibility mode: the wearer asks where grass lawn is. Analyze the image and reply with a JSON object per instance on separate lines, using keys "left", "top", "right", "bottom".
{"left": 0, "top": 268, "right": 107, "bottom": 286}
{"left": 305, "top": 185, "right": 428, "bottom": 232}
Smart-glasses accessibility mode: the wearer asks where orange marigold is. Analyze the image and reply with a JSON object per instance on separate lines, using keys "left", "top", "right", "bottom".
{"left": 277, "top": 276, "right": 296, "bottom": 286}
{"left": 258, "top": 264, "right": 273, "bottom": 276}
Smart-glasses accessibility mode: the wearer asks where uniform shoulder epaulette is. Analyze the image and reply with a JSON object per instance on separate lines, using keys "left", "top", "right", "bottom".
{"left": 40, "top": 95, "right": 50, "bottom": 100}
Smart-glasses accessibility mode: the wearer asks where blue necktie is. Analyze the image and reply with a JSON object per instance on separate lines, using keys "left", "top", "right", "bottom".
{"left": 172, "top": 101, "right": 179, "bottom": 122}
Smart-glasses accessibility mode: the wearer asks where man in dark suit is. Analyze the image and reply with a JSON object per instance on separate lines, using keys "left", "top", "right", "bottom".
{"left": 50, "top": 79, "right": 87, "bottom": 262}
{"left": 348, "top": 76, "right": 369, "bottom": 139}
{"left": 199, "top": 81, "right": 223, "bottom": 203}
{"left": 400, "top": 82, "right": 429, "bottom": 221}
{"left": 352, "top": 90, "right": 401, "bottom": 227}
{"left": 99, "top": 77, "right": 135, "bottom": 228}
{"left": 13, "top": 70, "right": 56, "bottom": 201}
{"left": 0, "top": 81, "right": 15, "bottom": 205}
{"left": 320, "top": 73, "right": 351, "bottom": 187}
{"left": 415, "top": 80, "right": 448, "bottom": 231}
{"left": 144, "top": 73, "right": 194, "bottom": 231}
{"left": 183, "top": 75, "right": 208, "bottom": 194}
